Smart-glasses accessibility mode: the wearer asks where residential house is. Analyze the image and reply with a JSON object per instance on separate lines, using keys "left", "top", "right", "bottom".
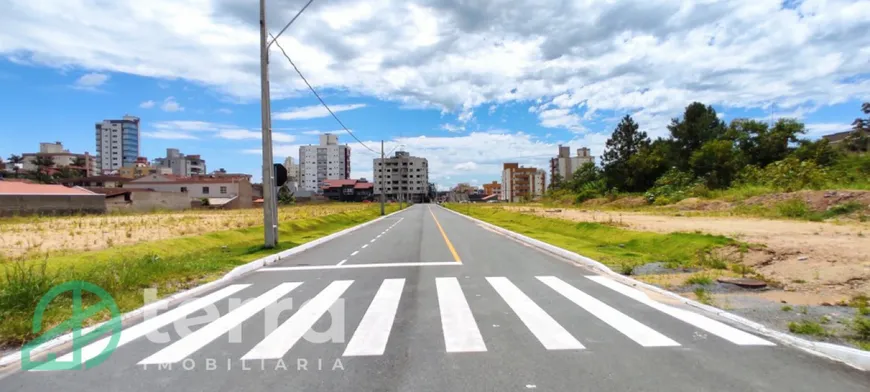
{"left": 61, "top": 175, "right": 131, "bottom": 188}
{"left": 321, "top": 179, "right": 374, "bottom": 202}
{"left": 0, "top": 180, "right": 105, "bottom": 216}
{"left": 124, "top": 174, "right": 253, "bottom": 208}
{"left": 21, "top": 142, "right": 95, "bottom": 175}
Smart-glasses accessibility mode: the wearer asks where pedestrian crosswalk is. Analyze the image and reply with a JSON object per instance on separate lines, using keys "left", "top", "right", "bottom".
{"left": 51, "top": 276, "right": 776, "bottom": 369}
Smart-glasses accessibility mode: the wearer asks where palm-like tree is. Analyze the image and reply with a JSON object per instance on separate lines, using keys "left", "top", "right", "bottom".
{"left": 7, "top": 154, "right": 23, "bottom": 176}
{"left": 33, "top": 155, "right": 55, "bottom": 174}
{"left": 71, "top": 156, "right": 89, "bottom": 176}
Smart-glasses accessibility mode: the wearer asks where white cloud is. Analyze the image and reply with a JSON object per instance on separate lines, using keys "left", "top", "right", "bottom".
{"left": 4, "top": 0, "right": 869, "bottom": 133}
{"left": 161, "top": 96, "right": 184, "bottom": 112}
{"left": 537, "top": 108, "right": 585, "bottom": 132}
{"left": 274, "top": 104, "right": 366, "bottom": 120}
{"left": 217, "top": 108, "right": 232, "bottom": 114}
{"left": 142, "top": 131, "right": 199, "bottom": 140}
{"left": 454, "top": 162, "right": 478, "bottom": 171}
{"left": 440, "top": 123, "right": 465, "bottom": 133}
{"left": 804, "top": 122, "right": 852, "bottom": 139}
{"left": 139, "top": 100, "right": 156, "bottom": 109}
{"left": 71, "top": 72, "right": 109, "bottom": 91}
{"left": 218, "top": 129, "right": 296, "bottom": 143}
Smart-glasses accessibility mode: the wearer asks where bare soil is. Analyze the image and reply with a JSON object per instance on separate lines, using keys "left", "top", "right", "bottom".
{"left": 508, "top": 206, "right": 870, "bottom": 304}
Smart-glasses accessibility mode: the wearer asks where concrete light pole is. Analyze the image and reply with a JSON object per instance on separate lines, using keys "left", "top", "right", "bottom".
{"left": 259, "top": 0, "right": 277, "bottom": 248}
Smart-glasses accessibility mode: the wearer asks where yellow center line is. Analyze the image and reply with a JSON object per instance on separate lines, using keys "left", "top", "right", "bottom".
{"left": 428, "top": 206, "right": 462, "bottom": 263}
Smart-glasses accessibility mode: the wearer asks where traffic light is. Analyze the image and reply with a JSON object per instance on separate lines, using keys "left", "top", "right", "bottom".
{"left": 274, "top": 163, "right": 288, "bottom": 187}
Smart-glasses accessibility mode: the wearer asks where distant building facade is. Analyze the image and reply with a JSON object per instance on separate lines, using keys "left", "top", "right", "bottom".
{"left": 299, "top": 133, "right": 350, "bottom": 193}
{"left": 21, "top": 142, "right": 95, "bottom": 175}
{"left": 549, "top": 145, "right": 594, "bottom": 182}
{"left": 152, "top": 148, "right": 207, "bottom": 176}
{"left": 374, "top": 151, "right": 430, "bottom": 203}
{"left": 482, "top": 181, "right": 502, "bottom": 196}
{"left": 124, "top": 174, "right": 252, "bottom": 209}
{"left": 321, "top": 179, "right": 374, "bottom": 202}
{"left": 95, "top": 115, "right": 140, "bottom": 174}
{"left": 501, "top": 163, "right": 546, "bottom": 202}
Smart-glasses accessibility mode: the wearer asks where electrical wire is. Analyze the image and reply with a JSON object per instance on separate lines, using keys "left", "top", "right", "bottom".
{"left": 267, "top": 0, "right": 316, "bottom": 49}
{"left": 270, "top": 33, "right": 378, "bottom": 154}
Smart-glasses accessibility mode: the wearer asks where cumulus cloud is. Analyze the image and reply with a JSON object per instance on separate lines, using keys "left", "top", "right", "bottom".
{"left": 144, "top": 120, "right": 291, "bottom": 143}
{"left": 71, "top": 72, "right": 109, "bottom": 91}
{"left": 139, "top": 100, "right": 156, "bottom": 109}
{"left": 161, "top": 96, "right": 184, "bottom": 112}
{"left": 440, "top": 123, "right": 465, "bottom": 133}
{"left": 274, "top": 104, "right": 366, "bottom": 120}
{"left": 217, "top": 108, "right": 233, "bottom": 114}
{"left": 218, "top": 129, "right": 295, "bottom": 143}
{"left": 5, "top": 0, "right": 869, "bottom": 134}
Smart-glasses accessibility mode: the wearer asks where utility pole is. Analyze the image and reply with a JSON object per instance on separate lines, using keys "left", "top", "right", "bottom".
{"left": 259, "top": 0, "right": 277, "bottom": 248}
{"left": 380, "top": 140, "right": 385, "bottom": 216}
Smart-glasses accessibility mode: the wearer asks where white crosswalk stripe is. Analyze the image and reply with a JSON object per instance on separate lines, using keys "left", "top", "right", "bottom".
{"left": 436, "top": 277, "right": 487, "bottom": 352}
{"left": 34, "top": 284, "right": 249, "bottom": 371}
{"left": 241, "top": 280, "right": 354, "bottom": 360}
{"left": 96, "top": 276, "right": 776, "bottom": 367}
{"left": 139, "top": 282, "right": 303, "bottom": 365}
{"left": 343, "top": 279, "right": 405, "bottom": 357}
{"left": 486, "top": 277, "right": 585, "bottom": 350}
{"left": 586, "top": 276, "right": 775, "bottom": 346}
{"left": 538, "top": 276, "right": 680, "bottom": 347}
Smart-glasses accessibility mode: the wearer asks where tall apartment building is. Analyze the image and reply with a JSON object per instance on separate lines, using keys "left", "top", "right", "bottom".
{"left": 283, "top": 156, "right": 299, "bottom": 181}
{"left": 299, "top": 133, "right": 350, "bottom": 193}
{"left": 482, "top": 181, "right": 502, "bottom": 196}
{"left": 373, "top": 151, "right": 429, "bottom": 203}
{"left": 152, "top": 148, "right": 207, "bottom": 176}
{"left": 501, "top": 163, "right": 546, "bottom": 202}
{"left": 549, "top": 145, "right": 594, "bottom": 182}
{"left": 95, "top": 115, "right": 140, "bottom": 174}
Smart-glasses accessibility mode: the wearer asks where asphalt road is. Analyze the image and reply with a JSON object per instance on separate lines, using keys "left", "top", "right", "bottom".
{"left": 2, "top": 204, "right": 868, "bottom": 391}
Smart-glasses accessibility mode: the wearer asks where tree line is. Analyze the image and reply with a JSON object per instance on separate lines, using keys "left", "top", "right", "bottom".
{"left": 1, "top": 154, "right": 89, "bottom": 184}
{"left": 549, "top": 101, "right": 870, "bottom": 204}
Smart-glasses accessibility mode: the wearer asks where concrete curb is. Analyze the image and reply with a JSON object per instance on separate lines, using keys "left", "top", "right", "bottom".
{"left": 438, "top": 205, "right": 870, "bottom": 372}
{"left": 0, "top": 207, "right": 407, "bottom": 368}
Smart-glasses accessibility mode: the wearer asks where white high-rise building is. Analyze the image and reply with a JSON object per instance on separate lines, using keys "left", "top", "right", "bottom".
{"left": 299, "top": 133, "right": 350, "bottom": 193}
{"left": 152, "top": 148, "right": 207, "bottom": 176}
{"left": 283, "top": 156, "right": 299, "bottom": 181}
{"left": 95, "top": 115, "right": 140, "bottom": 174}
{"left": 549, "top": 145, "right": 594, "bottom": 182}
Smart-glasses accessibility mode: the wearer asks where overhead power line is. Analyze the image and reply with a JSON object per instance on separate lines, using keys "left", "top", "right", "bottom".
{"left": 267, "top": 0, "right": 315, "bottom": 49}
{"left": 270, "top": 33, "right": 378, "bottom": 154}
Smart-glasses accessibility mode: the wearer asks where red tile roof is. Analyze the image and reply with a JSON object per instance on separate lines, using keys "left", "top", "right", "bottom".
{"left": 322, "top": 179, "right": 359, "bottom": 187}
{"left": 354, "top": 182, "right": 374, "bottom": 189}
{"left": 0, "top": 182, "right": 96, "bottom": 195}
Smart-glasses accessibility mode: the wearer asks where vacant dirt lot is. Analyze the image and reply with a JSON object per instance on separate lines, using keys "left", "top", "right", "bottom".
{"left": 0, "top": 204, "right": 369, "bottom": 259}
{"left": 508, "top": 206, "right": 870, "bottom": 304}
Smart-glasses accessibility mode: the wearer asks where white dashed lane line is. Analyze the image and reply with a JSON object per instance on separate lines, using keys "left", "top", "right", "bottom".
{"left": 337, "top": 217, "right": 405, "bottom": 265}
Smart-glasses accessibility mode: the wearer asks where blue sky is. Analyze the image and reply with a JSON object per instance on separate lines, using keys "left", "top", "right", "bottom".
{"left": 1, "top": 0, "right": 868, "bottom": 189}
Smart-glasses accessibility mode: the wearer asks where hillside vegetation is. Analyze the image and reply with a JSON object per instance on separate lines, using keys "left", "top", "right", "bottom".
{"left": 548, "top": 102, "right": 870, "bottom": 215}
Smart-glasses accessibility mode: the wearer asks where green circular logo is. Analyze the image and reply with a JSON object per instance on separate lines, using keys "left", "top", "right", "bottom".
{"left": 21, "top": 281, "right": 122, "bottom": 371}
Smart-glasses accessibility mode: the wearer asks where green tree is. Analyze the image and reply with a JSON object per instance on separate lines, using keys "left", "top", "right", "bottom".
{"left": 690, "top": 139, "right": 744, "bottom": 189}
{"left": 548, "top": 173, "right": 564, "bottom": 191}
{"left": 7, "top": 154, "right": 23, "bottom": 176}
{"left": 668, "top": 102, "right": 727, "bottom": 168}
{"left": 628, "top": 139, "right": 674, "bottom": 190}
{"left": 845, "top": 102, "right": 869, "bottom": 152}
{"left": 33, "top": 155, "right": 55, "bottom": 173}
{"left": 730, "top": 118, "right": 804, "bottom": 167}
{"left": 794, "top": 138, "right": 840, "bottom": 166}
{"left": 52, "top": 166, "right": 80, "bottom": 181}
{"left": 602, "top": 115, "right": 650, "bottom": 191}
{"left": 566, "top": 162, "right": 606, "bottom": 202}
{"left": 278, "top": 185, "right": 295, "bottom": 205}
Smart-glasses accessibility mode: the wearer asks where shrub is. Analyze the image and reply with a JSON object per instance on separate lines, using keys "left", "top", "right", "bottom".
{"left": 788, "top": 320, "right": 828, "bottom": 336}
{"left": 776, "top": 199, "right": 811, "bottom": 218}
{"left": 851, "top": 317, "right": 870, "bottom": 340}
{"left": 685, "top": 274, "right": 713, "bottom": 285}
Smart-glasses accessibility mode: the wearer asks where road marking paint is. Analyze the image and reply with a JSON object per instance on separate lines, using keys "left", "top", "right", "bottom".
{"left": 343, "top": 279, "right": 405, "bottom": 357}
{"left": 362, "top": 244, "right": 369, "bottom": 249}
{"left": 377, "top": 235, "right": 382, "bottom": 238}
{"left": 242, "top": 280, "right": 354, "bottom": 360}
{"left": 261, "top": 261, "right": 462, "bottom": 271}
{"left": 337, "top": 259, "right": 348, "bottom": 266}
{"left": 428, "top": 206, "right": 461, "bottom": 263}
{"left": 586, "top": 276, "right": 775, "bottom": 346}
{"left": 487, "top": 277, "right": 584, "bottom": 350}
{"left": 436, "top": 277, "right": 486, "bottom": 352}
{"left": 538, "top": 276, "right": 680, "bottom": 347}
{"left": 351, "top": 251, "right": 359, "bottom": 256}
{"left": 36, "top": 284, "right": 249, "bottom": 370}
{"left": 370, "top": 239, "right": 377, "bottom": 243}
{"left": 139, "top": 283, "right": 302, "bottom": 365}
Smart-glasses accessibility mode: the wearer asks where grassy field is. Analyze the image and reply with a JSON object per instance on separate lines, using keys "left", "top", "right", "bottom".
{"left": 0, "top": 203, "right": 371, "bottom": 260}
{"left": 0, "top": 204, "right": 399, "bottom": 348}
{"left": 445, "top": 204, "right": 735, "bottom": 272}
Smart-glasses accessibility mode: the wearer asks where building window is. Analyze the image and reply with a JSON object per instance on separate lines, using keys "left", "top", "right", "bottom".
{"left": 220, "top": 186, "right": 227, "bottom": 194}
{"left": 203, "top": 186, "right": 210, "bottom": 194}
{"left": 181, "top": 187, "right": 188, "bottom": 192}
